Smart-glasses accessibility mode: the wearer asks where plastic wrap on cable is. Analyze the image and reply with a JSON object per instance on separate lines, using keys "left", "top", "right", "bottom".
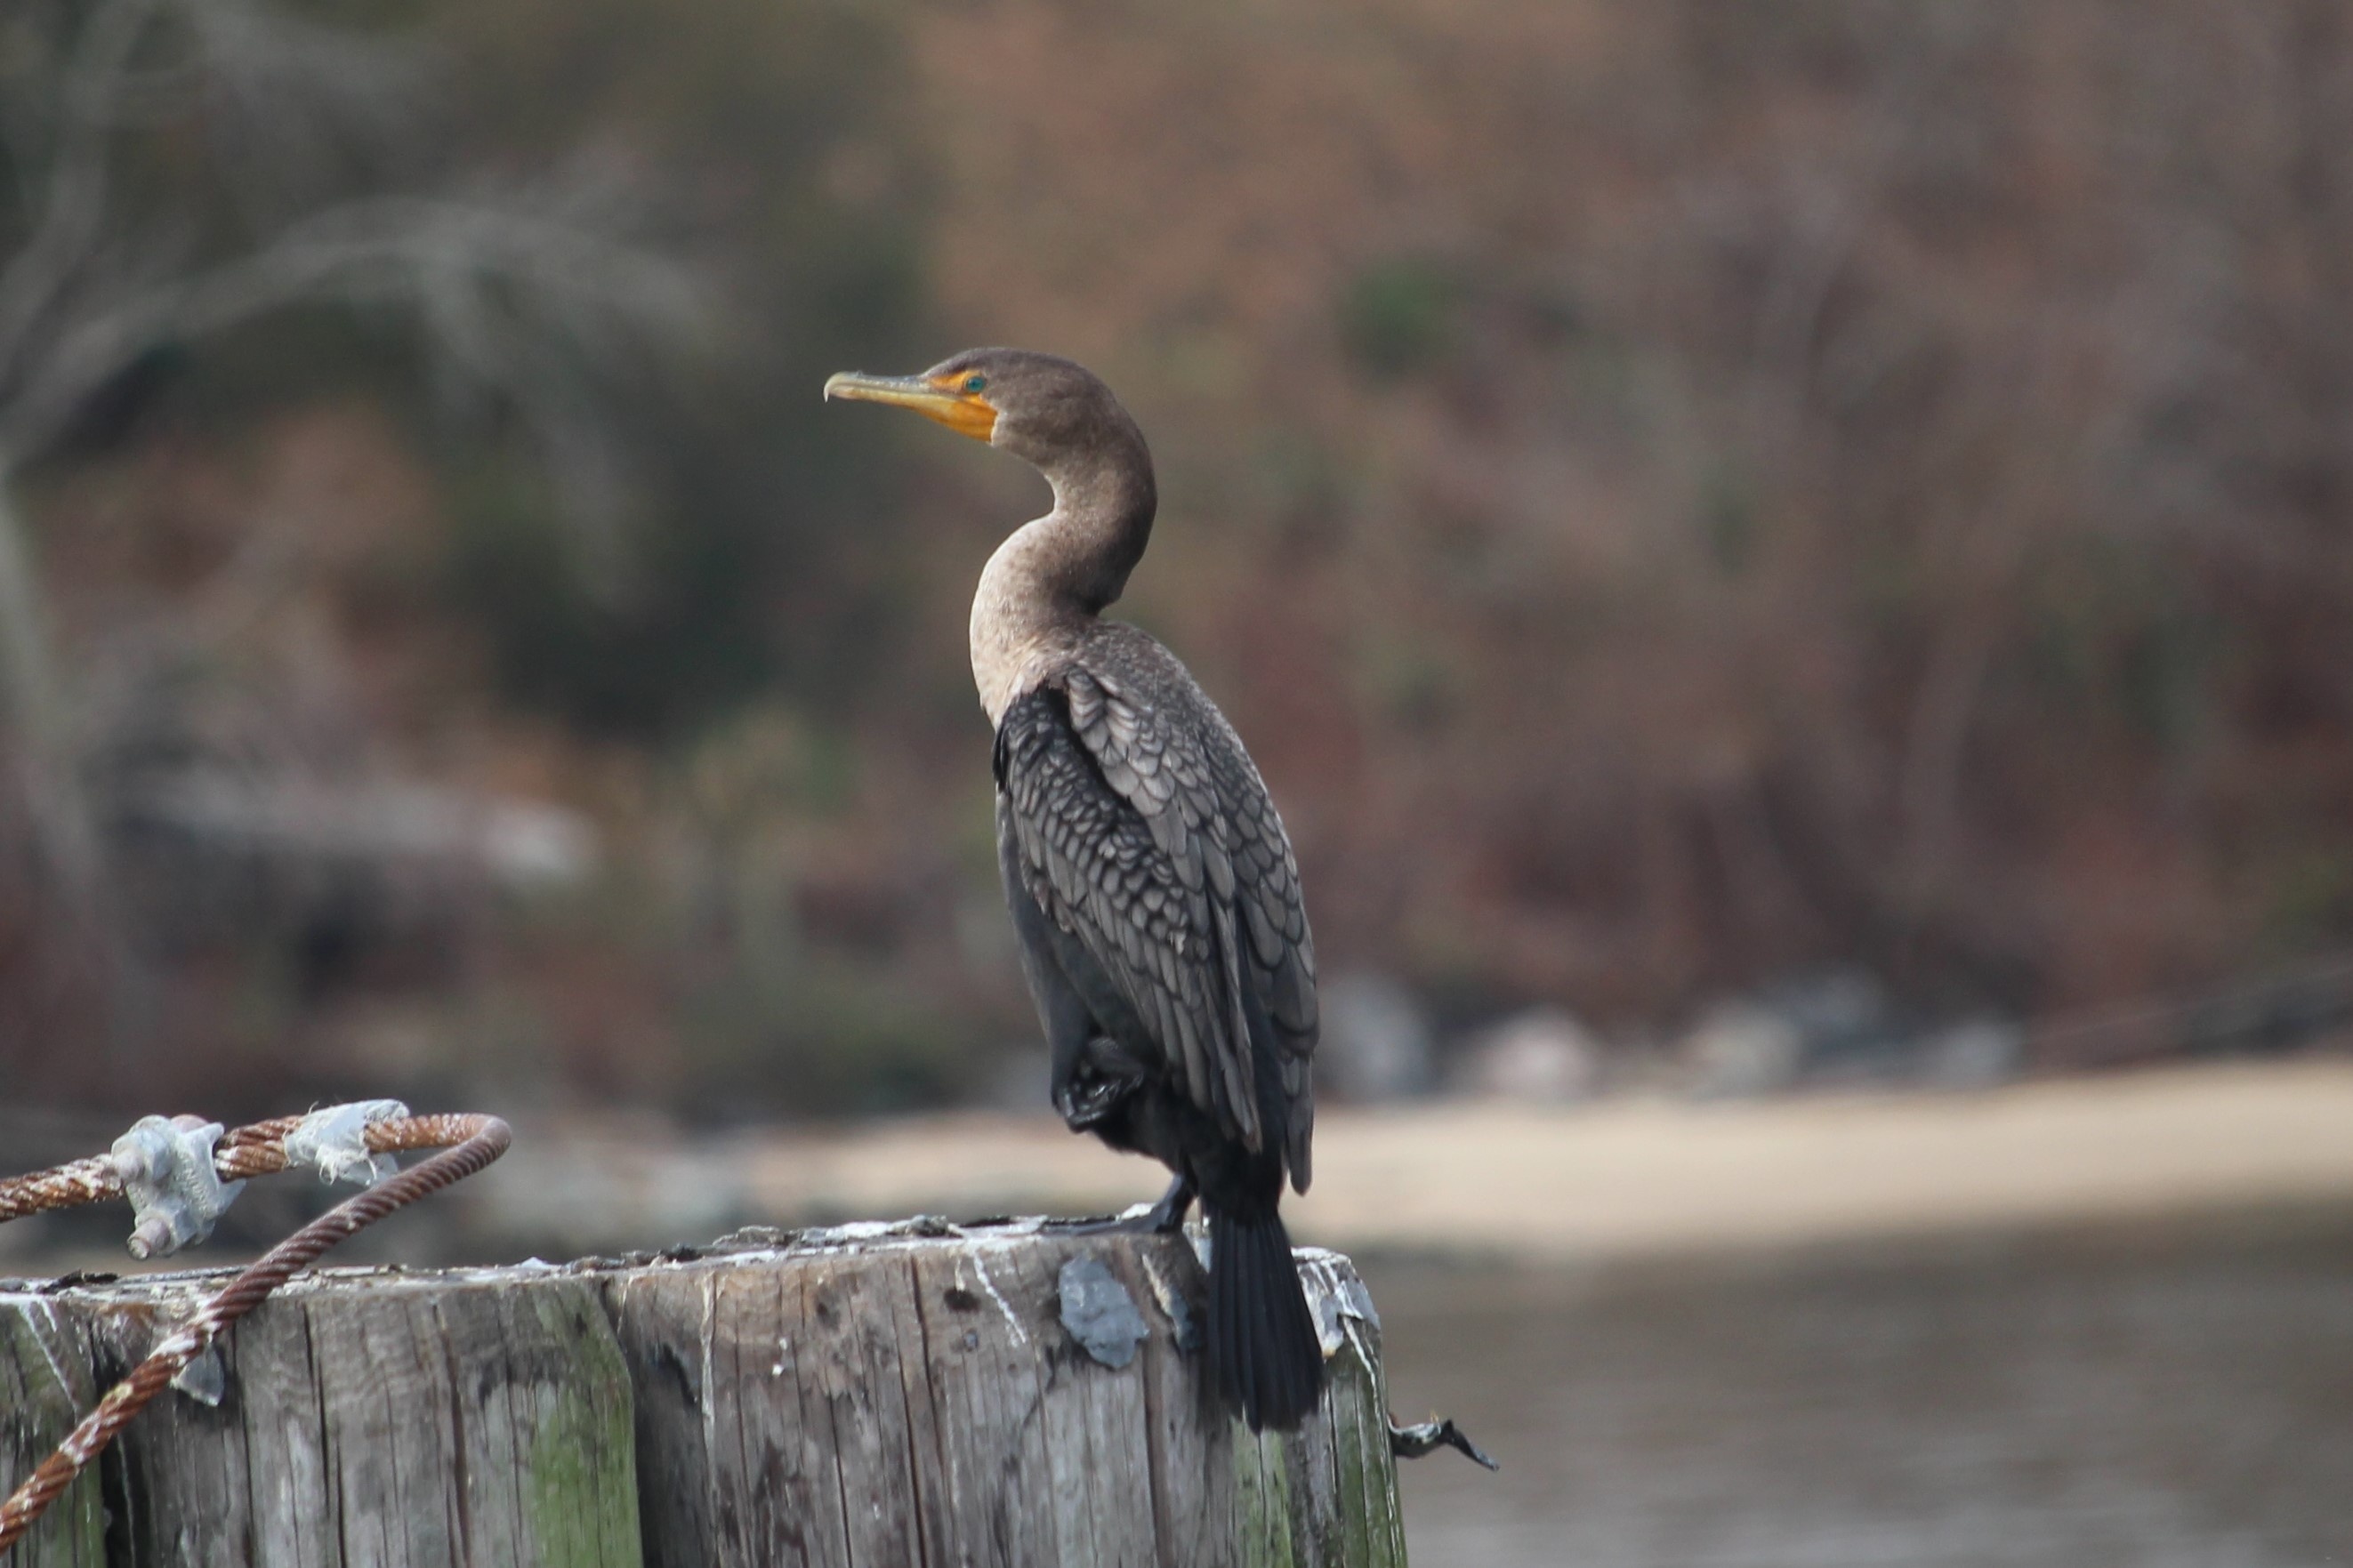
{"left": 284, "top": 1099, "right": 410, "bottom": 1186}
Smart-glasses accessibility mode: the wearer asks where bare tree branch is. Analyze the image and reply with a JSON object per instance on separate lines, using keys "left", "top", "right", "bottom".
{"left": 0, "top": 0, "right": 705, "bottom": 1005}
{"left": 0, "top": 482, "right": 95, "bottom": 892}
{"left": 0, "top": 0, "right": 164, "bottom": 379}
{"left": 1, "top": 193, "right": 702, "bottom": 465}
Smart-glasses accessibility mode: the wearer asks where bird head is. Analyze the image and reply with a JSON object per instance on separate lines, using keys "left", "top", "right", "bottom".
{"left": 824, "top": 348, "right": 1141, "bottom": 475}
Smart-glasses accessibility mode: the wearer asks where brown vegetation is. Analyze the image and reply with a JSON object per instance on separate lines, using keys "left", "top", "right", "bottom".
{"left": 913, "top": 1, "right": 2353, "bottom": 1022}
{"left": 6, "top": 1, "right": 2353, "bottom": 1114}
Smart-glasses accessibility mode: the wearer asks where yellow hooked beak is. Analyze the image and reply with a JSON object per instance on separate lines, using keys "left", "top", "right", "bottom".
{"left": 822, "top": 370, "right": 998, "bottom": 443}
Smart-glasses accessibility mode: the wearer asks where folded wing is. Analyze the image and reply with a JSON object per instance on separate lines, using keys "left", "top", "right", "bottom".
{"left": 993, "top": 657, "right": 1318, "bottom": 1188}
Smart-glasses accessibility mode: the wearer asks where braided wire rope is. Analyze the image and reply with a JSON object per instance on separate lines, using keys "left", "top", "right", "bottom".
{"left": 0, "top": 1112, "right": 512, "bottom": 1552}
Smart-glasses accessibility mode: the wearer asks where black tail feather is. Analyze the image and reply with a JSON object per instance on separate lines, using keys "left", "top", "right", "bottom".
{"left": 1207, "top": 1205, "right": 1322, "bottom": 1432}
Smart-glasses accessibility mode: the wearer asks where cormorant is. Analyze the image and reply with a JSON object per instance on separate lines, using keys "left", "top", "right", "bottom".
{"left": 826, "top": 350, "right": 1323, "bottom": 1431}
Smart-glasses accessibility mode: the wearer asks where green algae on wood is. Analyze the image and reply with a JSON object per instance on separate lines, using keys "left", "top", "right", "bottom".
{"left": 29, "top": 1268, "right": 644, "bottom": 1567}
{"left": 0, "top": 1299, "right": 104, "bottom": 1568}
{"left": 520, "top": 1289, "right": 642, "bottom": 1566}
{"left": 1323, "top": 1314, "right": 1410, "bottom": 1568}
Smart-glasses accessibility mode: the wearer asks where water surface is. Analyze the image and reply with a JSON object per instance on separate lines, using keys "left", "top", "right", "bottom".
{"left": 1367, "top": 1208, "right": 2353, "bottom": 1567}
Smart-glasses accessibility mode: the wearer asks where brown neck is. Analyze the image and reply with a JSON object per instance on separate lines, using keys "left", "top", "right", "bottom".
{"left": 969, "top": 432, "right": 1156, "bottom": 724}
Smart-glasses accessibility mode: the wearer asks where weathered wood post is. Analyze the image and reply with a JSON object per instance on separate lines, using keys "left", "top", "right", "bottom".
{"left": 3, "top": 1221, "right": 1408, "bottom": 1566}
{"left": 2, "top": 1303, "right": 102, "bottom": 1567}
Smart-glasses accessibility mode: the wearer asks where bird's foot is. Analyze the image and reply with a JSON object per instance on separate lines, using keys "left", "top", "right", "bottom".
{"left": 1141, "top": 1174, "right": 1196, "bottom": 1233}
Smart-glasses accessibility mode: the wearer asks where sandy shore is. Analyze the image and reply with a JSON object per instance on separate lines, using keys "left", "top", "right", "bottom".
{"left": 467, "top": 1058, "right": 2353, "bottom": 1262}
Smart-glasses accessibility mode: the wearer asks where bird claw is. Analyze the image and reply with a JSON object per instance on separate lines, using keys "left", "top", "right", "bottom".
{"left": 1141, "top": 1175, "right": 1196, "bottom": 1233}
{"left": 1054, "top": 1073, "right": 1132, "bottom": 1131}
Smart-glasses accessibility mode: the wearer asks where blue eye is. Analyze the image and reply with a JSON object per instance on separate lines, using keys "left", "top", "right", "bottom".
{"left": 963, "top": 374, "right": 987, "bottom": 393}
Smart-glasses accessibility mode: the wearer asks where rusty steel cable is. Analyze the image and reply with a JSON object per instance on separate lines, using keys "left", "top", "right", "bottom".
{"left": 0, "top": 1112, "right": 476, "bottom": 1225}
{"left": 0, "top": 1112, "right": 512, "bottom": 1553}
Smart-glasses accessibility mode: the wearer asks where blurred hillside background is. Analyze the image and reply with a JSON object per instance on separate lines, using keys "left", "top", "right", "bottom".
{"left": 8, "top": 5, "right": 2353, "bottom": 1565}
{"left": 9, "top": 0, "right": 2353, "bottom": 1120}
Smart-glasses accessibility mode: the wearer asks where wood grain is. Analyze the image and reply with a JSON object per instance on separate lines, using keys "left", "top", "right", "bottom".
{"left": 0, "top": 1295, "right": 104, "bottom": 1568}
{"left": 42, "top": 1270, "right": 637, "bottom": 1567}
{"left": 13, "top": 1224, "right": 1406, "bottom": 1566}
{"left": 600, "top": 1226, "right": 1404, "bottom": 1567}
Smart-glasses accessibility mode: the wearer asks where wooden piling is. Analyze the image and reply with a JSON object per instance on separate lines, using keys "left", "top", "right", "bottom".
{"left": 2, "top": 1221, "right": 1408, "bottom": 1567}
{"left": 1, "top": 1301, "right": 102, "bottom": 1568}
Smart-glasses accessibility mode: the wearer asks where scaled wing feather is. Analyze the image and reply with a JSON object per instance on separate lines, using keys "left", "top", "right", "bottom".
{"left": 994, "top": 642, "right": 1317, "bottom": 1182}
